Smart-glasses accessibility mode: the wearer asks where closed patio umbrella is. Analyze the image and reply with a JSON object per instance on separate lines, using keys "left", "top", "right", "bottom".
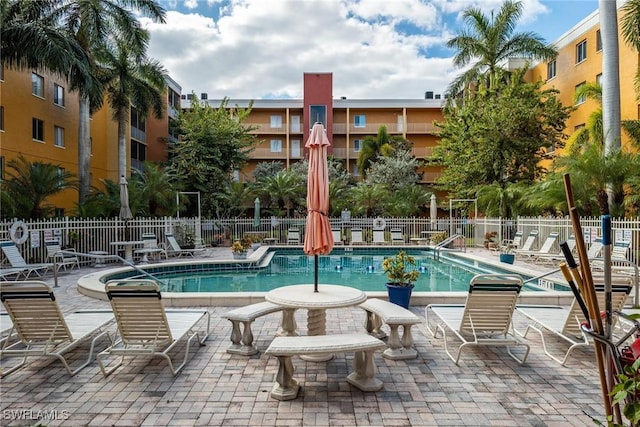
{"left": 304, "top": 122, "right": 334, "bottom": 292}
{"left": 254, "top": 198, "right": 261, "bottom": 228}
{"left": 430, "top": 194, "right": 437, "bottom": 229}
{"left": 119, "top": 176, "right": 133, "bottom": 240}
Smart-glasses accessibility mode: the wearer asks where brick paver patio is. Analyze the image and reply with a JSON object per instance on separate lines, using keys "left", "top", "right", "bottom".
{"left": 0, "top": 249, "right": 609, "bottom": 426}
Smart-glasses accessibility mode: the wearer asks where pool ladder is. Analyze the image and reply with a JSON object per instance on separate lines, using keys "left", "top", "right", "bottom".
{"left": 432, "top": 234, "right": 465, "bottom": 260}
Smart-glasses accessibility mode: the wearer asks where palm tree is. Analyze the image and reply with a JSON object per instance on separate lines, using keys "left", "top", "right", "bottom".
{"left": 57, "top": 0, "right": 166, "bottom": 204}
{"left": 98, "top": 33, "right": 167, "bottom": 179}
{"left": 348, "top": 183, "right": 388, "bottom": 217}
{"left": 621, "top": 0, "right": 640, "bottom": 97}
{"left": 0, "top": 155, "right": 76, "bottom": 219}
{"left": 356, "top": 126, "right": 393, "bottom": 178}
{"left": 599, "top": 0, "right": 622, "bottom": 158}
{"left": 258, "top": 171, "right": 304, "bottom": 217}
{"left": 0, "top": 0, "right": 92, "bottom": 89}
{"left": 133, "top": 162, "right": 177, "bottom": 217}
{"left": 446, "top": 0, "right": 557, "bottom": 98}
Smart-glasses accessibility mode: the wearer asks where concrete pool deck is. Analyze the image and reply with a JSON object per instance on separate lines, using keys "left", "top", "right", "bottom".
{"left": 0, "top": 247, "right": 613, "bottom": 426}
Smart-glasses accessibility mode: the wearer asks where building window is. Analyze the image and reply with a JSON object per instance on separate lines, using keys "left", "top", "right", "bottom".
{"left": 0, "top": 156, "right": 4, "bottom": 181}
{"left": 575, "top": 82, "right": 586, "bottom": 104}
{"left": 576, "top": 39, "right": 587, "bottom": 63}
{"left": 575, "top": 124, "right": 585, "bottom": 131}
{"left": 130, "top": 139, "right": 147, "bottom": 172}
{"left": 596, "top": 73, "right": 603, "bottom": 86}
{"left": 54, "top": 208, "right": 65, "bottom": 217}
{"left": 270, "top": 139, "right": 282, "bottom": 153}
{"left": 354, "top": 115, "right": 366, "bottom": 128}
{"left": 32, "top": 118, "right": 44, "bottom": 141}
{"left": 547, "top": 60, "right": 556, "bottom": 80}
{"left": 270, "top": 115, "right": 282, "bottom": 128}
{"left": 596, "top": 30, "right": 602, "bottom": 52}
{"left": 54, "top": 126, "right": 64, "bottom": 147}
{"left": 353, "top": 139, "right": 362, "bottom": 152}
{"left": 32, "top": 73, "right": 44, "bottom": 97}
{"left": 0, "top": 106, "right": 4, "bottom": 131}
{"left": 54, "top": 84, "right": 65, "bottom": 106}
{"left": 310, "top": 105, "right": 326, "bottom": 127}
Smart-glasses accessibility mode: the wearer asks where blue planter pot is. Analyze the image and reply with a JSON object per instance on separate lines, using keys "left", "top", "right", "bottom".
{"left": 386, "top": 283, "right": 414, "bottom": 309}
{"left": 499, "top": 253, "right": 515, "bottom": 264}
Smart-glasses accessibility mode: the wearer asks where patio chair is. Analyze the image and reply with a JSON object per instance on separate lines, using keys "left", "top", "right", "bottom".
{"left": 516, "top": 232, "right": 559, "bottom": 261}
{"left": 165, "top": 232, "right": 206, "bottom": 257}
{"left": 425, "top": 273, "right": 530, "bottom": 365}
{"left": 134, "top": 233, "right": 167, "bottom": 262}
{"left": 390, "top": 229, "right": 405, "bottom": 245}
{"left": 0, "top": 267, "right": 27, "bottom": 281}
{"left": 0, "top": 241, "right": 53, "bottom": 278}
{"left": 286, "top": 228, "right": 301, "bottom": 245}
{"left": 491, "top": 231, "right": 523, "bottom": 255}
{"left": 350, "top": 228, "right": 365, "bottom": 245}
{"left": 0, "top": 281, "right": 114, "bottom": 377}
{"left": 45, "top": 238, "right": 80, "bottom": 271}
{"left": 513, "top": 230, "right": 539, "bottom": 255}
{"left": 332, "top": 229, "right": 343, "bottom": 245}
{"left": 534, "top": 234, "right": 575, "bottom": 265}
{"left": 97, "top": 280, "right": 211, "bottom": 376}
{"left": 372, "top": 230, "right": 388, "bottom": 245}
{"left": 587, "top": 237, "right": 603, "bottom": 259}
{"left": 516, "top": 277, "right": 632, "bottom": 365}
{"left": 612, "top": 240, "right": 631, "bottom": 260}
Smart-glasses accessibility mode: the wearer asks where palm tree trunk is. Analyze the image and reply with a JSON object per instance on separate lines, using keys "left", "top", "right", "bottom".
{"left": 600, "top": 0, "right": 622, "bottom": 153}
{"left": 78, "top": 95, "right": 91, "bottom": 204}
{"left": 117, "top": 108, "right": 128, "bottom": 179}
{"left": 599, "top": 0, "right": 622, "bottom": 212}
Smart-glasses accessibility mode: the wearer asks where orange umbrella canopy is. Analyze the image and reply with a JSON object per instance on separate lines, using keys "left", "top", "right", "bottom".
{"left": 304, "top": 123, "right": 334, "bottom": 256}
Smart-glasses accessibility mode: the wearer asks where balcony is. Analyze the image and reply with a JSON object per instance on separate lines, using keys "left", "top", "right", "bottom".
{"left": 332, "top": 122, "right": 439, "bottom": 134}
{"left": 130, "top": 127, "right": 146, "bottom": 143}
{"left": 251, "top": 148, "right": 303, "bottom": 160}
{"left": 247, "top": 123, "right": 303, "bottom": 134}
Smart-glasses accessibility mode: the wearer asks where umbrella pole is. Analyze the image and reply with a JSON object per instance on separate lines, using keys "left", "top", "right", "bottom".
{"left": 314, "top": 255, "right": 319, "bottom": 293}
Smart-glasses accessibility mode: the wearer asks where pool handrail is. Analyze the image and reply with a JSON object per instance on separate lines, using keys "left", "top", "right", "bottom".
{"left": 52, "top": 250, "right": 167, "bottom": 288}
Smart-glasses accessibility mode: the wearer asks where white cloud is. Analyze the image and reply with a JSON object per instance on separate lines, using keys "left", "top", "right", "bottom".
{"left": 141, "top": 0, "right": 561, "bottom": 100}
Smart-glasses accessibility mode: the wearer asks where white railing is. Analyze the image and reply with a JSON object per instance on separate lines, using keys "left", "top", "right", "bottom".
{"left": 1, "top": 215, "right": 639, "bottom": 267}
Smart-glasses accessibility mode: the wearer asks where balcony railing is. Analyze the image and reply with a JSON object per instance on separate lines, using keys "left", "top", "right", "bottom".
{"left": 247, "top": 123, "right": 303, "bottom": 134}
{"left": 251, "top": 148, "right": 303, "bottom": 159}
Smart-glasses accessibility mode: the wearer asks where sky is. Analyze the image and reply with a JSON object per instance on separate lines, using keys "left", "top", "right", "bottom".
{"left": 140, "top": 0, "right": 601, "bottom": 100}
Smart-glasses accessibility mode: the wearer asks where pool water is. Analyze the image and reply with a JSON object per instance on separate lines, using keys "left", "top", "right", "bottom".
{"left": 156, "top": 250, "right": 539, "bottom": 293}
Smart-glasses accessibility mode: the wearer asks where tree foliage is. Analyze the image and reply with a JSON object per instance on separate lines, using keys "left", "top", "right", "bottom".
{"left": 0, "top": 155, "right": 76, "bottom": 219}
{"left": 446, "top": 0, "right": 557, "bottom": 98}
{"left": 365, "top": 150, "right": 422, "bottom": 191}
{"left": 168, "top": 97, "right": 258, "bottom": 218}
{"left": 433, "top": 73, "right": 572, "bottom": 199}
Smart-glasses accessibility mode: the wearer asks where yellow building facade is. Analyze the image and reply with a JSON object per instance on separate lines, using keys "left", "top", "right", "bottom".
{"left": 0, "top": 66, "right": 176, "bottom": 215}
{"left": 529, "top": 3, "right": 639, "bottom": 152}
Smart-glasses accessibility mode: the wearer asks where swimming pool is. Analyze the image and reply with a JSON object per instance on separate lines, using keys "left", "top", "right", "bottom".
{"left": 95, "top": 248, "right": 546, "bottom": 293}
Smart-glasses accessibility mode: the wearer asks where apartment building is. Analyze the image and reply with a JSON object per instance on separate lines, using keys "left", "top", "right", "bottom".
{"left": 0, "top": 65, "right": 178, "bottom": 215}
{"left": 189, "top": 72, "right": 446, "bottom": 185}
{"left": 529, "top": 1, "right": 639, "bottom": 153}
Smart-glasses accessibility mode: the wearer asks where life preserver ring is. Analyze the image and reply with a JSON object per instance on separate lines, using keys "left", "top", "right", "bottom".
{"left": 373, "top": 217, "right": 386, "bottom": 230}
{"left": 9, "top": 221, "right": 28, "bottom": 245}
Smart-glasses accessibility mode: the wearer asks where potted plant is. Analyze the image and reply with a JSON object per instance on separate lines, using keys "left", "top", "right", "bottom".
{"left": 499, "top": 244, "right": 515, "bottom": 264}
{"left": 231, "top": 239, "right": 251, "bottom": 259}
{"left": 382, "top": 250, "right": 421, "bottom": 309}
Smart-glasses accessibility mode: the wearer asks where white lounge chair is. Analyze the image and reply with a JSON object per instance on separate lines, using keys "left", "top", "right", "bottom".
{"left": 516, "top": 232, "right": 559, "bottom": 261}
{"left": 513, "top": 230, "right": 539, "bottom": 255}
{"left": 587, "top": 237, "right": 603, "bottom": 259}
{"left": 0, "top": 241, "right": 53, "bottom": 278}
{"left": 45, "top": 238, "right": 80, "bottom": 271}
{"left": 372, "top": 230, "right": 388, "bottom": 245}
{"left": 332, "top": 229, "right": 343, "bottom": 245}
{"left": 0, "top": 281, "right": 114, "bottom": 376}
{"left": 97, "top": 280, "right": 210, "bottom": 376}
{"left": 516, "top": 277, "right": 632, "bottom": 365}
{"left": 165, "top": 232, "right": 205, "bottom": 257}
{"left": 350, "top": 228, "right": 364, "bottom": 245}
{"left": 390, "top": 229, "right": 405, "bottom": 245}
{"left": 534, "top": 234, "right": 576, "bottom": 264}
{"left": 286, "top": 228, "right": 301, "bottom": 245}
{"left": 134, "top": 233, "right": 167, "bottom": 262}
{"left": 425, "top": 273, "right": 530, "bottom": 365}
{"left": 0, "top": 267, "right": 27, "bottom": 280}
{"left": 612, "top": 240, "right": 631, "bottom": 260}
{"left": 491, "top": 231, "right": 523, "bottom": 255}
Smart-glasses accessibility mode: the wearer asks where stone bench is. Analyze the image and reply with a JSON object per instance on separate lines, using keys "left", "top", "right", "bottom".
{"left": 360, "top": 299, "right": 422, "bottom": 360}
{"left": 221, "top": 301, "right": 284, "bottom": 355}
{"left": 264, "top": 333, "right": 386, "bottom": 400}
